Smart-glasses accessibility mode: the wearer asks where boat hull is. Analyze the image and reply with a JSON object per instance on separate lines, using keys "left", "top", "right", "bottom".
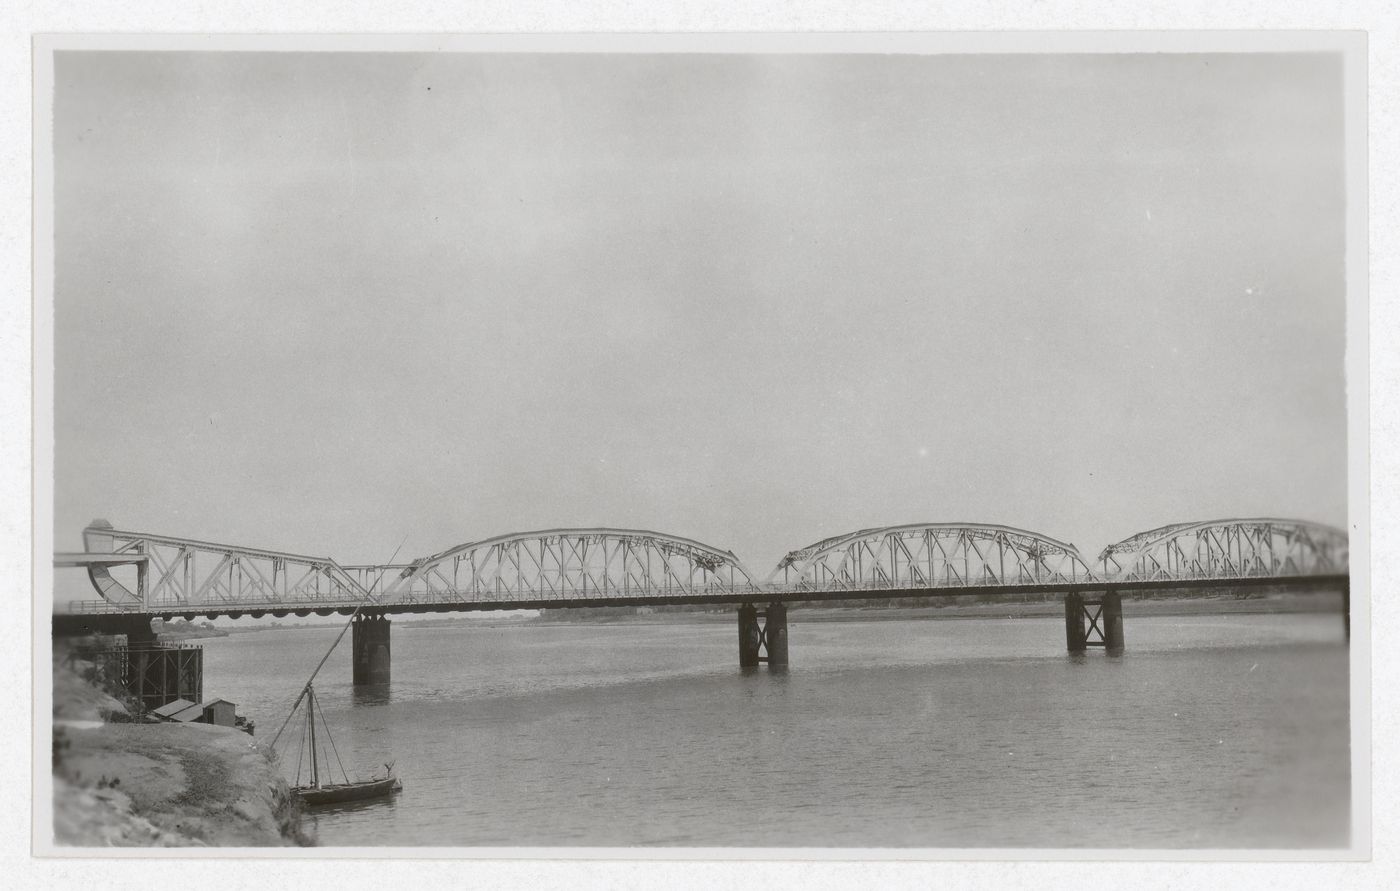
{"left": 295, "top": 777, "right": 402, "bottom": 806}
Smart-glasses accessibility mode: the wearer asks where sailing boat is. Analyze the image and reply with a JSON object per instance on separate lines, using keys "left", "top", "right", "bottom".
{"left": 289, "top": 684, "right": 402, "bottom": 807}
{"left": 269, "top": 540, "right": 409, "bottom": 808}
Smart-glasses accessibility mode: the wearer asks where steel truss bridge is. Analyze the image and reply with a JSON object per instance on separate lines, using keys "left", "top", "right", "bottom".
{"left": 58, "top": 517, "right": 1348, "bottom": 621}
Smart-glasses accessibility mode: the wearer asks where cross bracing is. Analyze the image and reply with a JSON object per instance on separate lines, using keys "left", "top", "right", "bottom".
{"left": 1095, "top": 518, "right": 1348, "bottom": 582}
{"left": 73, "top": 520, "right": 370, "bottom": 615}
{"left": 62, "top": 516, "right": 1348, "bottom": 617}
{"left": 380, "top": 528, "right": 762, "bottom": 605}
{"left": 772, "top": 522, "right": 1096, "bottom": 590}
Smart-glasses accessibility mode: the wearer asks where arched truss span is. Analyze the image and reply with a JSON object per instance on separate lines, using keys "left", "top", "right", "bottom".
{"left": 77, "top": 520, "right": 370, "bottom": 613}
{"left": 380, "top": 528, "right": 761, "bottom": 604}
{"left": 772, "top": 523, "right": 1096, "bottom": 591}
{"left": 1097, "top": 518, "right": 1348, "bottom": 581}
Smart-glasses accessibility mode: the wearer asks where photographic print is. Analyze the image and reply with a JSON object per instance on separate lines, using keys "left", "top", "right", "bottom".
{"left": 39, "top": 35, "right": 1361, "bottom": 853}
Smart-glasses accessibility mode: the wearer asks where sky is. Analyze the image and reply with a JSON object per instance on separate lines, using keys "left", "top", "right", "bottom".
{"left": 51, "top": 51, "right": 1348, "bottom": 593}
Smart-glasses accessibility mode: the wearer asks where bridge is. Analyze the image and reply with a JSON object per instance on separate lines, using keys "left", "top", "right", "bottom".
{"left": 55, "top": 517, "right": 1349, "bottom": 680}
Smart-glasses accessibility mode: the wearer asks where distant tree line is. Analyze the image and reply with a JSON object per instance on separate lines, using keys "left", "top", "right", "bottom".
{"left": 534, "top": 585, "right": 1299, "bottom": 620}
{"left": 157, "top": 618, "right": 229, "bottom": 638}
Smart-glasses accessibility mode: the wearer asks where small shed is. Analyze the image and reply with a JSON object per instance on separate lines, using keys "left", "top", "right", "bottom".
{"left": 201, "top": 699, "right": 238, "bottom": 727}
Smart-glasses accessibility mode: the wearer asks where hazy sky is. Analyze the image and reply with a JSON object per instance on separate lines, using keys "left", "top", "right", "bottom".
{"left": 52, "top": 51, "right": 1347, "bottom": 588}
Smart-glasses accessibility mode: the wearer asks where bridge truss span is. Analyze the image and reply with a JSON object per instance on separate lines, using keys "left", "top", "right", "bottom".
{"left": 1097, "top": 518, "right": 1349, "bottom": 582}
{"left": 63, "top": 516, "right": 1349, "bottom": 622}
{"left": 381, "top": 528, "right": 762, "bottom": 606}
{"left": 74, "top": 520, "right": 371, "bottom": 616}
{"left": 772, "top": 522, "right": 1097, "bottom": 592}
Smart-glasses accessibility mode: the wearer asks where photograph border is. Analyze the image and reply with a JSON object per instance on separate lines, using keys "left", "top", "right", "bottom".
{"left": 25, "top": 27, "right": 1375, "bottom": 873}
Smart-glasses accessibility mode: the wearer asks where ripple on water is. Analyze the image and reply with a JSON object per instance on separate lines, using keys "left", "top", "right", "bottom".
{"left": 201, "top": 614, "right": 1349, "bottom": 848}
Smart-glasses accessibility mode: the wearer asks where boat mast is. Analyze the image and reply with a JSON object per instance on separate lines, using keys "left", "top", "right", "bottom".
{"left": 308, "top": 686, "right": 320, "bottom": 788}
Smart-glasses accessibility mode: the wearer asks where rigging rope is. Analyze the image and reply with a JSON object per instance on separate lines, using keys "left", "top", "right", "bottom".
{"left": 293, "top": 700, "right": 307, "bottom": 787}
{"left": 313, "top": 684, "right": 351, "bottom": 785}
{"left": 269, "top": 536, "right": 409, "bottom": 749}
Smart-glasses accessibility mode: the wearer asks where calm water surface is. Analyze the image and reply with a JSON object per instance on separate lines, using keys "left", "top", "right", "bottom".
{"left": 200, "top": 613, "right": 1350, "bottom": 848}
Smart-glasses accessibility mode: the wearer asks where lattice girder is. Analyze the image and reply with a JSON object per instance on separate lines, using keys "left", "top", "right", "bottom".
{"left": 380, "top": 528, "right": 760, "bottom": 605}
{"left": 772, "top": 523, "right": 1096, "bottom": 591}
{"left": 79, "top": 520, "right": 369, "bottom": 613}
{"left": 1096, "top": 518, "right": 1348, "bottom": 581}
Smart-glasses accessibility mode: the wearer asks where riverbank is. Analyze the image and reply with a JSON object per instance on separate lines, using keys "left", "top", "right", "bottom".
{"left": 51, "top": 647, "right": 310, "bottom": 847}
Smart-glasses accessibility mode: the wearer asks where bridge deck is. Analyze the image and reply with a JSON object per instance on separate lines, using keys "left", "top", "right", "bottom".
{"left": 57, "top": 573, "right": 1348, "bottom": 620}
{"left": 60, "top": 518, "right": 1348, "bottom": 623}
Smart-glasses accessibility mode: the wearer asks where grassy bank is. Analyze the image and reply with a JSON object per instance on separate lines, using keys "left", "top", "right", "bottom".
{"left": 51, "top": 648, "right": 310, "bottom": 847}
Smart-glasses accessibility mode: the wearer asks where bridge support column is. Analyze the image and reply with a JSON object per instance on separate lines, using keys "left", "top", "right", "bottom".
{"left": 737, "top": 603, "right": 788, "bottom": 668}
{"left": 1066, "top": 592, "right": 1124, "bottom": 654}
{"left": 765, "top": 602, "right": 789, "bottom": 667}
{"left": 1101, "top": 591, "right": 1124, "bottom": 653}
{"left": 1064, "top": 593, "right": 1086, "bottom": 652}
{"left": 738, "top": 604, "right": 761, "bottom": 667}
{"left": 352, "top": 613, "right": 391, "bottom": 685}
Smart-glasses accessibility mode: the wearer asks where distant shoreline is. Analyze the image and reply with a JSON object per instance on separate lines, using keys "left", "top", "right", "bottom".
{"left": 527, "top": 591, "right": 1342, "bottom": 626}
{"left": 410, "top": 591, "right": 1343, "bottom": 630}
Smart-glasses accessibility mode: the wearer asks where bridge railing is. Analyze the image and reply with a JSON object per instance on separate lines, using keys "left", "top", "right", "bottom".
{"left": 382, "top": 581, "right": 775, "bottom": 606}
{"left": 1096, "top": 565, "right": 1347, "bottom": 583}
{"left": 57, "top": 583, "right": 783, "bottom": 616}
{"left": 773, "top": 576, "right": 1096, "bottom": 594}
{"left": 66, "top": 599, "right": 139, "bottom": 614}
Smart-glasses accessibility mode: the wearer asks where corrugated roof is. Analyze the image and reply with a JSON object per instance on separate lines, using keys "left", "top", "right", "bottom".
{"left": 151, "top": 698, "right": 197, "bottom": 718}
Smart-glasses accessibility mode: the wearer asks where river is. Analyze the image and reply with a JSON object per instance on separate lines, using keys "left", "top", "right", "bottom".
{"left": 198, "top": 611, "right": 1350, "bottom": 849}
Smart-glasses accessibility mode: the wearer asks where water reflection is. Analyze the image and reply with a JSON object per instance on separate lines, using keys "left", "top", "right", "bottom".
{"left": 304, "top": 791, "right": 401, "bottom": 822}
{"left": 202, "top": 614, "right": 1350, "bottom": 847}
{"left": 351, "top": 685, "right": 393, "bottom": 707}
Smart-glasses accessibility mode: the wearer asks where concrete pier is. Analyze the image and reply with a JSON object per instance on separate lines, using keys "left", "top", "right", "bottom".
{"left": 352, "top": 613, "right": 391, "bottom": 685}
{"left": 1102, "top": 590, "right": 1125, "bottom": 652}
{"left": 1066, "top": 591, "right": 1124, "bottom": 653}
{"left": 1064, "top": 592, "right": 1086, "bottom": 652}
{"left": 765, "top": 602, "right": 789, "bottom": 667}
{"left": 738, "top": 603, "right": 788, "bottom": 667}
{"left": 738, "top": 604, "right": 761, "bottom": 667}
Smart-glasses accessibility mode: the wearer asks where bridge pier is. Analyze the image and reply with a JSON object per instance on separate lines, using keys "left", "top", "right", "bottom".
{"left": 738, "top": 604, "right": 761, "bottom": 667}
{"left": 1064, "top": 593, "right": 1086, "bottom": 652}
{"left": 1101, "top": 590, "right": 1124, "bottom": 652}
{"left": 352, "top": 613, "right": 391, "bottom": 685}
{"left": 1065, "top": 592, "right": 1124, "bottom": 654}
{"left": 766, "top": 603, "right": 789, "bottom": 667}
{"left": 737, "top": 602, "right": 788, "bottom": 668}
